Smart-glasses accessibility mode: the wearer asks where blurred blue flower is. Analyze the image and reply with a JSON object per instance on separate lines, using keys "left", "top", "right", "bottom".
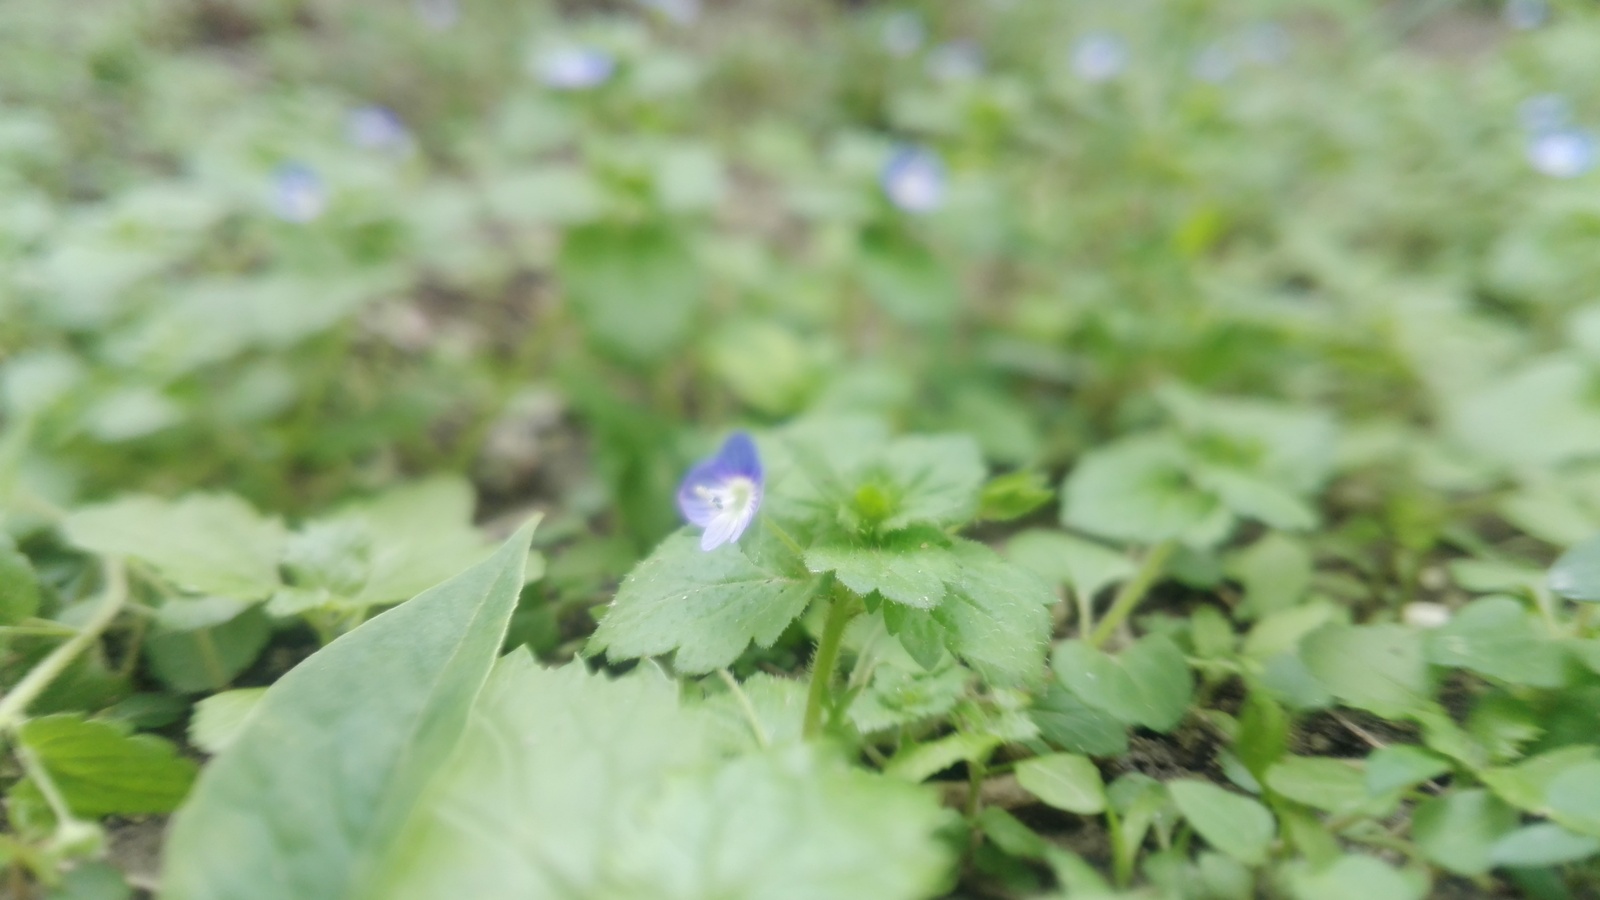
{"left": 1504, "top": 0, "right": 1549, "bottom": 30}
{"left": 926, "top": 40, "right": 983, "bottom": 82}
{"left": 1527, "top": 128, "right": 1596, "bottom": 178}
{"left": 1072, "top": 32, "right": 1127, "bottom": 83}
{"left": 638, "top": 0, "right": 699, "bottom": 25}
{"left": 535, "top": 45, "right": 616, "bottom": 91}
{"left": 881, "top": 145, "right": 946, "bottom": 214}
{"left": 271, "top": 162, "right": 327, "bottom": 223}
{"left": 346, "top": 105, "right": 410, "bottom": 154}
{"left": 412, "top": 0, "right": 459, "bottom": 31}
{"left": 678, "top": 432, "right": 764, "bottom": 551}
{"left": 1518, "top": 93, "right": 1571, "bottom": 133}
{"left": 1192, "top": 43, "right": 1235, "bottom": 83}
{"left": 882, "top": 11, "right": 925, "bottom": 59}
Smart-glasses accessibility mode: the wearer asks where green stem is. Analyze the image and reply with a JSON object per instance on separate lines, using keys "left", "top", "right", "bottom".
{"left": 1089, "top": 541, "right": 1176, "bottom": 648}
{"left": 718, "top": 669, "right": 769, "bottom": 750}
{"left": 802, "top": 586, "right": 855, "bottom": 740}
{"left": 0, "top": 558, "right": 128, "bottom": 732}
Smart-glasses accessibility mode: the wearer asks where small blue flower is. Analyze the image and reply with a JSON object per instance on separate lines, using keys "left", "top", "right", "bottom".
{"left": 1072, "top": 32, "right": 1127, "bottom": 83}
{"left": 535, "top": 45, "right": 616, "bottom": 91}
{"left": 1527, "top": 128, "right": 1597, "bottom": 179}
{"left": 678, "top": 432, "right": 764, "bottom": 551}
{"left": 1504, "top": 0, "right": 1549, "bottom": 30}
{"left": 882, "top": 11, "right": 925, "bottom": 59}
{"left": 346, "top": 105, "right": 410, "bottom": 154}
{"left": 881, "top": 145, "right": 946, "bottom": 214}
{"left": 1518, "top": 93, "right": 1571, "bottom": 133}
{"left": 271, "top": 162, "right": 327, "bottom": 223}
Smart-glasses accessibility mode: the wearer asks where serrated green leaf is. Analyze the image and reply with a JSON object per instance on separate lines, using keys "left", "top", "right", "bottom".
{"left": 591, "top": 530, "right": 818, "bottom": 674}
{"left": 1300, "top": 625, "right": 1431, "bottom": 719}
{"left": 703, "top": 671, "right": 807, "bottom": 752}
{"left": 18, "top": 714, "right": 197, "bottom": 817}
{"left": 62, "top": 493, "right": 285, "bottom": 599}
{"left": 977, "top": 471, "right": 1054, "bottom": 522}
{"left": 1016, "top": 753, "right": 1106, "bottom": 814}
{"left": 380, "top": 658, "right": 953, "bottom": 900}
{"left": 806, "top": 530, "right": 959, "bottom": 609}
{"left": 926, "top": 540, "right": 1052, "bottom": 687}
{"left": 1052, "top": 635, "right": 1194, "bottom": 732}
{"left": 1412, "top": 789, "right": 1516, "bottom": 876}
{"left": 1168, "top": 780, "right": 1275, "bottom": 866}
{"left": 1424, "top": 596, "right": 1565, "bottom": 687}
{"left": 161, "top": 521, "right": 538, "bottom": 900}
{"left": 144, "top": 605, "right": 270, "bottom": 694}
{"left": 877, "top": 434, "right": 986, "bottom": 531}
{"left": 849, "top": 659, "right": 969, "bottom": 734}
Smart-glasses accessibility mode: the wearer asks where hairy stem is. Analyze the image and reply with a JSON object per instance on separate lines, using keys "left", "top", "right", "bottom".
{"left": 1089, "top": 540, "right": 1176, "bottom": 648}
{"left": 0, "top": 558, "right": 128, "bottom": 732}
{"left": 802, "top": 585, "right": 855, "bottom": 740}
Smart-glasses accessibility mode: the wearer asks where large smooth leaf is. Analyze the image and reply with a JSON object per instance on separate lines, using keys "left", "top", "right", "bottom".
{"left": 1550, "top": 532, "right": 1600, "bottom": 603}
{"left": 1300, "top": 625, "right": 1431, "bottom": 719}
{"left": 161, "top": 520, "right": 538, "bottom": 900}
{"left": 1411, "top": 789, "right": 1516, "bottom": 877}
{"left": 590, "top": 530, "right": 819, "bottom": 674}
{"left": 1424, "top": 596, "right": 1565, "bottom": 687}
{"left": 1060, "top": 435, "right": 1230, "bottom": 546}
{"left": 63, "top": 494, "right": 285, "bottom": 599}
{"left": 1016, "top": 753, "right": 1106, "bottom": 814}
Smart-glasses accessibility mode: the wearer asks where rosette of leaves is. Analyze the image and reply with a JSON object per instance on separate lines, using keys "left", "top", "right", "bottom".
{"left": 590, "top": 418, "right": 1054, "bottom": 687}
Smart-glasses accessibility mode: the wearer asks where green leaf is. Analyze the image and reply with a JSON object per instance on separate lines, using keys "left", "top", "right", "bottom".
{"left": 1550, "top": 532, "right": 1600, "bottom": 603}
{"left": 1226, "top": 533, "right": 1312, "bottom": 620}
{"left": 18, "top": 714, "right": 197, "bottom": 817}
{"left": 1168, "top": 779, "right": 1275, "bottom": 866}
{"left": 877, "top": 434, "right": 986, "bottom": 531}
{"left": 1424, "top": 596, "right": 1566, "bottom": 687}
{"left": 849, "top": 659, "right": 969, "bottom": 734}
{"left": 187, "top": 688, "right": 267, "bottom": 756}
{"left": 857, "top": 226, "right": 960, "bottom": 326}
{"left": 1016, "top": 753, "right": 1106, "bottom": 814}
{"left": 590, "top": 530, "right": 819, "bottom": 674}
{"left": 1265, "top": 757, "right": 1400, "bottom": 818}
{"left": 976, "top": 471, "right": 1054, "bottom": 522}
{"left": 1412, "top": 789, "right": 1516, "bottom": 876}
{"left": 145, "top": 605, "right": 271, "bottom": 693}
{"left": 1286, "top": 855, "right": 1426, "bottom": 900}
{"left": 1545, "top": 761, "right": 1600, "bottom": 838}
{"left": 1489, "top": 823, "right": 1600, "bottom": 868}
{"left": 1052, "top": 635, "right": 1194, "bottom": 732}
{"left": 161, "top": 521, "right": 538, "bottom": 900}
{"left": 377, "top": 657, "right": 954, "bottom": 900}
{"left": 559, "top": 223, "right": 703, "bottom": 363}
{"left": 1300, "top": 625, "right": 1431, "bottom": 719}
{"left": 1364, "top": 745, "right": 1450, "bottom": 796}
{"left": 0, "top": 533, "right": 41, "bottom": 624}
{"left": 1192, "top": 465, "right": 1317, "bottom": 531}
{"left": 1006, "top": 529, "right": 1134, "bottom": 602}
{"left": 806, "top": 531, "right": 960, "bottom": 609}
{"left": 884, "top": 730, "right": 1000, "bottom": 783}
{"left": 977, "top": 807, "right": 1049, "bottom": 860}
{"left": 1481, "top": 746, "right": 1598, "bottom": 816}
{"left": 1029, "top": 681, "right": 1129, "bottom": 757}
{"left": 62, "top": 493, "right": 285, "bottom": 599}
{"left": 1061, "top": 434, "right": 1231, "bottom": 546}
{"left": 925, "top": 540, "right": 1053, "bottom": 687}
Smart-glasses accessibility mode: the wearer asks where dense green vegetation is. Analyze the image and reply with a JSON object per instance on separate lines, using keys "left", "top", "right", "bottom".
{"left": 5, "top": 0, "right": 1600, "bottom": 897}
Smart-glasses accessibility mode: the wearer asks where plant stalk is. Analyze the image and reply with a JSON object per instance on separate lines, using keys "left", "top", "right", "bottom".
{"left": 0, "top": 558, "right": 128, "bottom": 732}
{"left": 802, "top": 585, "right": 855, "bottom": 740}
{"left": 1089, "top": 540, "right": 1176, "bottom": 648}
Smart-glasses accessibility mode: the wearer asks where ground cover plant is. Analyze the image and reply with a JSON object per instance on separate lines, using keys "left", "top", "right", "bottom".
{"left": 4, "top": 0, "right": 1600, "bottom": 897}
